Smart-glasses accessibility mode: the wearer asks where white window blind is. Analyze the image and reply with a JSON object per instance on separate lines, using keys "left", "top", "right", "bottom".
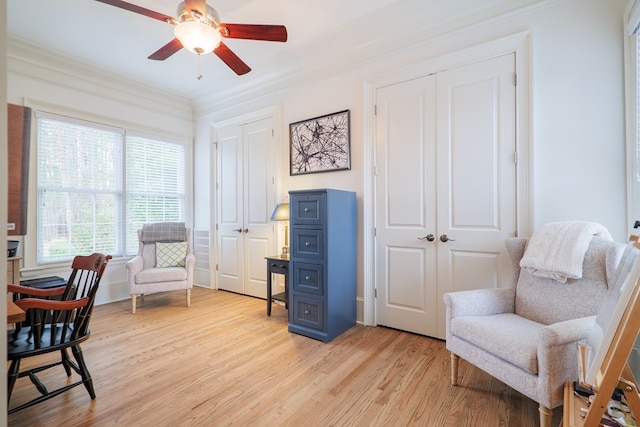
{"left": 36, "top": 113, "right": 186, "bottom": 263}
{"left": 637, "top": 33, "right": 640, "bottom": 186}
{"left": 628, "top": 0, "right": 640, "bottom": 220}
{"left": 36, "top": 114, "right": 123, "bottom": 263}
{"left": 125, "top": 135, "right": 185, "bottom": 254}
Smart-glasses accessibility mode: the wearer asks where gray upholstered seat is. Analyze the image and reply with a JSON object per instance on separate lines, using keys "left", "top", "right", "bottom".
{"left": 444, "top": 236, "right": 627, "bottom": 427}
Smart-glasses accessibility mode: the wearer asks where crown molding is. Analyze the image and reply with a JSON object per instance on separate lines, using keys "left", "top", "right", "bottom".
{"left": 7, "top": 36, "right": 192, "bottom": 117}
{"left": 190, "top": 0, "right": 556, "bottom": 115}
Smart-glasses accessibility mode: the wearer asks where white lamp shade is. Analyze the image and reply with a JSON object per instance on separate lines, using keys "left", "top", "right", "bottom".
{"left": 270, "top": 203, "right": 290, "bottom": 221}
{"left": 174, "top": 21, "right": 221, "bottom": 55}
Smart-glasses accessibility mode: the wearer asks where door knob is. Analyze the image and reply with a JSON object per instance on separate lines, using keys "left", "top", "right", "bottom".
{"left": 232, "top": 228, "right": 242, "bottom": 233}
{"left": 440, "top": 234, "right": 456, "bottom": 242}
{"left": 418, "top": 234, "right": 435, "bottom": 242}
{"left": 243, "top": 228, "right": 248, "bottom": 233}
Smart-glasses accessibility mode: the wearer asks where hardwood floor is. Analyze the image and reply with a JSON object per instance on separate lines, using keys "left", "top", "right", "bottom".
{"left": 8, "top": 287, "right": 561, "bottom": 426}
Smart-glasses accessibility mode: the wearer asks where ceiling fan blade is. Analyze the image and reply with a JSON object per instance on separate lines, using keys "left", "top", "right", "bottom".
{"left": 148, "top": 39, "right": 184, "bottom": 61}
{"left": 219, "top": 24, "right": 288, "bottom": 42}
{"left": 184, "top": 0, "right": 207, "bottom": 19}
{"left": 94, "top": 0, "right": 176, "bottom": 24}
{"left": 214, "top": 42, "right": 251, "bottom": 75}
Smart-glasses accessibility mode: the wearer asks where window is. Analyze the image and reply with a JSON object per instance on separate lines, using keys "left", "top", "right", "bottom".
{"left": 636, "top": 31, "right": 640, "bottom": 193}
{"left": 125, "top": 135, "right": 186, "bottom": 254}
{"left": 628, "top": 1, "right": 640, "bottom": 227}
{"left": 36, "top": 112, "right": 185, "bottom": 264}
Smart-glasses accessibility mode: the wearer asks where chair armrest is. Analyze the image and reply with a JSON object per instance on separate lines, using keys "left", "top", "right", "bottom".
{"left": 16, "top": 296, "right": 89, "bottom": 311}
{"left": 8, "top": 283, "right": 66, "bottom": 298}
{"left": 539, "top": 316, "right": 595, "bottom": 347}
{"left": 444, "top": 287, "right": 516, "bottom": 318}
{"left": 186, "top": 252, "right": 196, "bottom": 269}
{"left": 535, "top": 316, "right": 596, "bottom": 408}
{"left": 125, "top": 255, "right": 144, "bottom": 276}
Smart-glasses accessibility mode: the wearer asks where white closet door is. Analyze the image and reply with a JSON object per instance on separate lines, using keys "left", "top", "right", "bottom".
{"left": 434, "top": 53, "right": 517, "bottom": 338}
{"left": 217, "top": 117, "right": 275, "bottom": 298}
{"left": 375, "top": 74, "right": 439, "bottom": 336}
{"left": 375, "top": 53, "right": 517, "bottom": 338}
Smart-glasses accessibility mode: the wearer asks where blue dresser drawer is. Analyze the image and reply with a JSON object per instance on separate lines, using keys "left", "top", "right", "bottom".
{"left": 291, "top": 228, "right": 324, "bottom": 260}
{"left": 291, "top": 294, "right": 324, "bottom": 331}
{"left": 292, "top": 262, "right": 324, "bottom": 295}
{"left": 290, "top": 192, "right": 326, "bottom": 226}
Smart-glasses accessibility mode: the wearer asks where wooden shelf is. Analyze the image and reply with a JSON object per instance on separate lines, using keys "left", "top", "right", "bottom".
{"left": 272, "top": 291, "right": 287, "bottom": 303}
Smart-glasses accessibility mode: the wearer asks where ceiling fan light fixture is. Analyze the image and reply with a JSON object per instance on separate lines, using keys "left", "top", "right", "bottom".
{"left": 174, "top": 21, "right": 221, "bottom": 55}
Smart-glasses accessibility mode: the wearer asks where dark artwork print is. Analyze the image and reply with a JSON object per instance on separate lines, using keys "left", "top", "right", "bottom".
{"left": 290, "top": 110, "right": 350, "bottom": 175}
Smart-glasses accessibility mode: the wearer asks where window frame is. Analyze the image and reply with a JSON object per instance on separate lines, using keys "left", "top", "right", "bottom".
{"left": 30, "top": 108, "right": 190, "bottom": 267}
{"left": 626, "top": 0, "right": 640, "bottom": 235}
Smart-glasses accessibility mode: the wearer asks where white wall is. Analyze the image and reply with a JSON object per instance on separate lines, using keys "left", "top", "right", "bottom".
{"left": 194, "top": 0, "right": 630, "bottom": 316}
{"left": 529, "top": 1, "right": 627, "bottom": 230}
{"left": 6, "top": 41, "right": 194, "bottom": 305}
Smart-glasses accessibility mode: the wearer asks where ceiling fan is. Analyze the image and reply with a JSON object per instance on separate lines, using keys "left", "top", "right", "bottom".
{"left": 95, "top": 0, "right": 288, "bottom": 76}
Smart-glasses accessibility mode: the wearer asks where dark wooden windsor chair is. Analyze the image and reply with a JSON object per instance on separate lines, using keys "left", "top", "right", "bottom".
{"left": 6, "top": 252, "right": 111, "bottom": 414}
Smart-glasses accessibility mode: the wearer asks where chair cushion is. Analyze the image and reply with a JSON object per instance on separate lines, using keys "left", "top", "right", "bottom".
{"left": 450, "top": 313, "right": 542, "bottom": 374}
{"left": 134, "top": 267, "right": 188, "bottom": 284}
{"left": 156, "top": 241, "right": 187, "bottom": 268}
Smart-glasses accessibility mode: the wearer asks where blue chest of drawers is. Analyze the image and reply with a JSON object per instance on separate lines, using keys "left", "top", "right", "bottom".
{"left": 288, "top": 189, "right": 357, "bottom": 342}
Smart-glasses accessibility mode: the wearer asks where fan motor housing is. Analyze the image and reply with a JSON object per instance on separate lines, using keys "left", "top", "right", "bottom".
{"left": 176, "top": 1, "right": 220, "bottom": 27}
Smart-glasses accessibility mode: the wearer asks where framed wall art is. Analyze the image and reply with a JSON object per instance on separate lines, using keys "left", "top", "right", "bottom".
{"left": 289, "top": 109, "right": 351, "bottom": 175}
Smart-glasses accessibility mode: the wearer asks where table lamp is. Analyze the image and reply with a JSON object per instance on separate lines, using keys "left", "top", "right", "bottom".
{"left": 270, "top": 202, "right": 290, "bottom": 254}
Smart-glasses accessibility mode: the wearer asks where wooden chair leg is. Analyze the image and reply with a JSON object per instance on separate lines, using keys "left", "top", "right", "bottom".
{"left": 539, "top": 404, "right": 552, "bottom": 427}
{"left": 131, "top": 295, "right": 137, "bottom": 314}
{"left": 186, "top": 289, "right": 191, "bottom": 307}
{"left": 61, "top": 348, "right": 73, "bottom": 376}
{"left": 7, "top": 359, "right": 20, "bottom": 404}
{"left": 72, "top": 345, "right": 96, "bottom": 400}
{"left": 450, "top": 353, "right": 460, "bottom": 386}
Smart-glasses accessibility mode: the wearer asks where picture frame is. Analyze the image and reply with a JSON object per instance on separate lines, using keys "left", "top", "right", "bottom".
{"left": 289, "top": 109, "right": 351, "bottom": 175}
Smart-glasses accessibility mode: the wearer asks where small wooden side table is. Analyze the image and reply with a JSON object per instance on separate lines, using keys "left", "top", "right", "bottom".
{"left": 7, "top": 299, "right": 26, "bottom": 324}
{"left": 265, "top": 255, "right": 289, "bottom": 316}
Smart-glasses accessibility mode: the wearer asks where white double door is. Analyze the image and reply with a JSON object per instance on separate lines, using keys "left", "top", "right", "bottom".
{"left": 375, "top": 54, "right": 518, "bottom": 339}
{"left": 216, "top": 117, "right": 276, "bottom": 298}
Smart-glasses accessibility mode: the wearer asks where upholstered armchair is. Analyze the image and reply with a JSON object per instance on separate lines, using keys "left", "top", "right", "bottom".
{"left": 125, "top": 223, "right": 195, "bottom": 313}
{"left": 444, "top": 235, "right": 626, "bottom": 427}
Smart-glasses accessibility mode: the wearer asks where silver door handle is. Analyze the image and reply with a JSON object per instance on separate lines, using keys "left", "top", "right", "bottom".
{"left": 418, "top": 234, "right": 435, "bottom": 242}
{"left": 440, "top": 234, "right": 456, "bottom": 242}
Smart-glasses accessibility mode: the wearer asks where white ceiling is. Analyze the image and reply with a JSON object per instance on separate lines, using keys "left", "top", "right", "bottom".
{"left": 7, "top": 0, "right": 547, "bottom": 104}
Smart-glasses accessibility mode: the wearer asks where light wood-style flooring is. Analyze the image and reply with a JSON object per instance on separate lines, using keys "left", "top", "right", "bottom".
{"left": 8, "top": 287, "right": 561, "bottom": 426}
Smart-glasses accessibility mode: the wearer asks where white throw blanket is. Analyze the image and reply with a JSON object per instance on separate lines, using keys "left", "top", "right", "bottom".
{"left": 520, "top": 221, "right": 613, "bottom": 283}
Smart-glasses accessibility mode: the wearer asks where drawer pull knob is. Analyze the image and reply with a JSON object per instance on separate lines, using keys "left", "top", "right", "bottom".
{"left": 279, "top": 264, "right": 286, "bottom": 268}
{"left": 271, "top": 263, "right": 277, "bottom": 267}
{"left": 305, "top": 242, "right": 310, "bottom": 246}
{"left": 305, "top": 275, "right": 310, "bottom": 280}
{"left": 304, "top": 208, "right": 310, "bottom": 212}
{"left": 304, "top": 309, "right": 310, "bottom": 315}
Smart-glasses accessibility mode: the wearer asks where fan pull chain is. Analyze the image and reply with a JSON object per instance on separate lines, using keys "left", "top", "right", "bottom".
{"left": 197, "top": 54, "right": 203, "bottom": 80}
